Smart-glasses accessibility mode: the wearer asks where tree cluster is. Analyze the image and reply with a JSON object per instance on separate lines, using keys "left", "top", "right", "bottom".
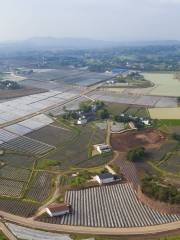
{"left": 0, "top": 80, "right": 21, "bottom": 90}
{"left": 127, "top": 147, "right": 146, "bottom": 162}
{"left": 142, "top": 176, "right": 180, "bottom": 204}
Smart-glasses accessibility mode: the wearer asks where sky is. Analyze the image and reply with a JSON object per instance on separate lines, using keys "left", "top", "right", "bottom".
{"left": 0, "top": 0, "right": 180, "bottom": 42}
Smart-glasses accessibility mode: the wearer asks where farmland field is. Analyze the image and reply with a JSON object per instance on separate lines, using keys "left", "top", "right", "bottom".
{"left": 25, "top": 125, "right": 75, "bottom": 146}
{"left": 0, "top": 152, "right": 34, "bottom": 169}
{"left": 143, "top": 73, "right": 180, "bottom": 97}
{"left": 105, "top": 102, "right": 149, "bottom": 118}
{"left": 37, "top": 123, "right": 111, "bottom": 170}
{"left": 26, "top": 68, "right": 114, "bottom": 86}
{"left": 39, "top": 183, "right": 180, "bottom": 227}
{"left": 26, "top": 171, "right": 54, "bottom": 202}
{"left": 0, "top": 136, "right": 55, "bottom": 155}
{"left": 149, "top": 108, "right": 180, "bottom": 119}
{"left": 0, "top": 198, "right": 39, "bottom": 217}
{"left": 90, "top": 91, "right": 177, "bottom": 108}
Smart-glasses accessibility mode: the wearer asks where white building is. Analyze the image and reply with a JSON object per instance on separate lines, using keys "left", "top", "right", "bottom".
{"left": 94, "top": 144, "right": 111, "bottom": 154}
{"left": 142, "top": 119, "right": 151, "bottom": 126}
{"left": 95, "top": 173, "right": 115, "bottom": 185}
{"left": 46, "top": 203, "right": 71, "bottom": 217}
{"left": 77, "top": 116, "right": 87, "bottom": 125}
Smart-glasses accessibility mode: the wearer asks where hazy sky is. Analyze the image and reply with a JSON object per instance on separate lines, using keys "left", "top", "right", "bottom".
{"left": 1, "top": 0, "right": 180, "bottom": 42}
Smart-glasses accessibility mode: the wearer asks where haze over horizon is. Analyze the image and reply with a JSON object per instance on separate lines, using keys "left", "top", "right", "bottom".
{"left": 1, "top": 0, "right": 180, "bottom": 42}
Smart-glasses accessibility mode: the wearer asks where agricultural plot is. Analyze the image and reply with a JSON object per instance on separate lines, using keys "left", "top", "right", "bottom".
{"left": 146, "top": 140, "right": 178, "bottom": 164}
{"left": 25, "top": 125, "right": 74, "bottom": 146}
{"left": 160, "top": 153, "right": 180, "bottom": 174}
{"left": 0, "top": 153, "right": 34, "bottom": 169}
{"left": 149, "top": 108, "right": 180, "bottom": 119}
{"left": 0, "top": 198, "right": 39, "bottom": 217}
{"left": 0, "top": 179, "right": 24, "bottom": 197}
{"left": 41, "top": 124, "right": 109, "bottom": 170}
{"left": 26, "top": 172, "right": 53, "bottom": 202}
{"left": 40, "top": 183, "right": 180, "bottom": 227}
{"left": 143, "top": 73, "right": 180, "bottom": 97}
{"left": 0, "top": 129, "right": 18, "bottom": 143}
{"left": 0, "top": 89, "right": 78, "bottom": 127}
{"left": 90, "top": 91, "right": 177, "bottom": 108}
{"left": 0, "top": 136, "right": 55, "bottom": 155}
{"left": 0, "top": 166, "right": 30, "bottom": 182}
{"left": 26, "top": 68, "right": 114, "bottom": 86}
{"left": 4, "top": 124, "right": 32, "bottom": 136}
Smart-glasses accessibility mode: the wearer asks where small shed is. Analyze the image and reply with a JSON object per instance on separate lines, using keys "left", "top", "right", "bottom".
{"left": 95, "top": 144, "right": 111, "bottom": 154}
{"left": 46, "top": 203, "right": 71, "bottom": 217}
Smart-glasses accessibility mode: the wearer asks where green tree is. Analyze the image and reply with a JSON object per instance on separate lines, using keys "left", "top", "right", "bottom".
{"left": 97, "top": 109, "right": 109, "bottom": 119}
{"left": 127, "top": 147, "right": 145, "bottom": 161}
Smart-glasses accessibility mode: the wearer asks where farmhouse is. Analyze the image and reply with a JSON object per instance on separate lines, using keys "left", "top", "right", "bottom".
{"left": 77, "top": 116, "right": 87, "bottom": 125}
{"left": 95, "top": 173, "right": 115, "bottom": 184}
{"left": 94, "top": 144, "right": 111, "bottom": 154}
{"left": 142, "top": 119, "right": 151, "bottom": 126}
{"left": 46, "top": 203, "right": 71, "bottom": 217}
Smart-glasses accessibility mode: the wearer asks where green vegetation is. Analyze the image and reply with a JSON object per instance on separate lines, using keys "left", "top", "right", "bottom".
{"left": 154, "top": 119, "right": 180, "bottom": 128}
{"left": 69, "top": 171, "right": 92, "bottom": 187}
{"left": 142, "top": 176, "right": 180, "bottom": 204}
{"left": 172, "top": 133, "right": 180, "bottom": 141}
{"left": 113, "top": 71, "right": 153, "bottom": 88}
{"left": 0, "top": 80, "right": 21, "bottom": 90}
{"left": 0, "top": 233, "right": 6, "bottom": 240}
{"left": 127, "top": 147, "right": 146, "bottom": 162}
{"left": 160, "top": 237, "right": 180, "bottom": 240}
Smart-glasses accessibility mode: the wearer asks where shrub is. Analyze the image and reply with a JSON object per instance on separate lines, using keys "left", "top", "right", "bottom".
{"left": 127, "top": 147, "right": 145, "bottom": 161}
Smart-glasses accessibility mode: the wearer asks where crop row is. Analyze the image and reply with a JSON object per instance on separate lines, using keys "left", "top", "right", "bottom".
{"left": 0, "top": 166, "right": 30, "bottom": 182}
{"left": 39, "top": 183, "right": 180, "bottom": 227}
{"left": 0, "top": 178, "right": 24, "bottom": 197}
{"left": 26, "top": 172, "right": 53, "bottom": 202}
{"left": 0, "top": 198, "right": 39, "bottom": 217}
{"left": 0, "top": 136, "right": 55, "bottom": 155}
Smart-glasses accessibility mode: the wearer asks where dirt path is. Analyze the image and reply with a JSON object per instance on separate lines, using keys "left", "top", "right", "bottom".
{"left": 0, "top": 210, "right": 180, "bottom": 236}
{"left": 32, "top": 174, "right": 61, "bottom": 219}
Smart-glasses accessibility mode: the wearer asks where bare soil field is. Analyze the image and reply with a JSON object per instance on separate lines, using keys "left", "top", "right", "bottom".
{"left": 111, "top": 129, "right": 166, "bottom": 152}
{"left": 0, "top": 87, "right": 47, "bottom": 100}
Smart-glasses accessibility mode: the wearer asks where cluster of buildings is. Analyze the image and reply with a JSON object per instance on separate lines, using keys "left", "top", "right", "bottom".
{"left": 120, "top": 113, "right": 151, "bottom": 127}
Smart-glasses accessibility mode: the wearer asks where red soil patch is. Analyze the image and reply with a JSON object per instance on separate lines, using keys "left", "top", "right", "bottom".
{"left": 111, "top": 128, "right": 166, "bottom": 152}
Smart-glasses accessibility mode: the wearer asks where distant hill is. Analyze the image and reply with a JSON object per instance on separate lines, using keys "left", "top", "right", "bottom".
{"left": 0, "top": 37, "right": 180, "bottom": 52}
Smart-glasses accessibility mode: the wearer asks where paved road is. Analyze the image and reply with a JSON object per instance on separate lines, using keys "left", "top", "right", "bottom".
{"left": 0, "top": 209, "right": 180, "bottom": 236}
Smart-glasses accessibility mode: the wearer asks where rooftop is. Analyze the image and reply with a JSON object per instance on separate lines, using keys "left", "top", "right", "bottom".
{"left": 47, "top": 203, "right": 70, "bottom": 213}
{"left": 98, "top": 173, "right": 114, "bottom": 180}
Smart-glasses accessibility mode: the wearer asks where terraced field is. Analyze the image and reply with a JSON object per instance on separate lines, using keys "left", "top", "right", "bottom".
{"left": 40, "top": 183, "right": 180, "bottom": 227}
